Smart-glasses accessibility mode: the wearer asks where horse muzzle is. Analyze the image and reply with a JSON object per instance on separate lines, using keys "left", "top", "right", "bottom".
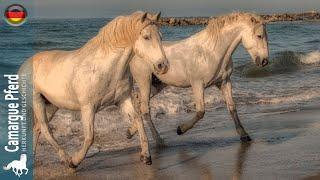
{"left": 153, "top": 61, "right": 169, "bottom": 75}
{"left": 255, "top": 57, "right": 269, "bottom": 67}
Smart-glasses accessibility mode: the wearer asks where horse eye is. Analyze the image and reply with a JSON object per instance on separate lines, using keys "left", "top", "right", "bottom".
{"left": 257, "top": 35, "right": 263, "bottom": 39}
{"left": 143, "top": 35, "right": 150, "bottom": 40}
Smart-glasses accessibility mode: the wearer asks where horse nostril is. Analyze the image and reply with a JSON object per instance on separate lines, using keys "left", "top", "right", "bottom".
{"left": 154, "top": 61, "right": 168, "bottom": 74}
{"left": 157, "top": 63, "right": 163, "bottom": 70}
{"left": 262, "top": 59, "right": 268, "bottom": 67}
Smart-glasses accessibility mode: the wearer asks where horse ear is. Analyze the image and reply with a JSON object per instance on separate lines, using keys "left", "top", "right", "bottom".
{"left": 154, "top": 11, "right": 161, "bottom": 21}
{"left": 149, "top": 12, "right": 161, "bottom": 21}
{"left": 141, "top": 12, "right": 148, "bottom": 23}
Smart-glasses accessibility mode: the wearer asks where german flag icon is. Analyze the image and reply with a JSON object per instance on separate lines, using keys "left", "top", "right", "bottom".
{"left": 4, "top": 4, "right": 28, "bottom": 26}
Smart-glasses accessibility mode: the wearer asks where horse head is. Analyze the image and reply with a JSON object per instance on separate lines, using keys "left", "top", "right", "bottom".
{"left": 241, "top": 15, "right": 269, "bottom": 67}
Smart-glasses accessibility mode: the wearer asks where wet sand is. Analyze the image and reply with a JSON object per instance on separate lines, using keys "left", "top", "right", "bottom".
{"left": 35, "top": 105, "right": 320, "bottom": 180}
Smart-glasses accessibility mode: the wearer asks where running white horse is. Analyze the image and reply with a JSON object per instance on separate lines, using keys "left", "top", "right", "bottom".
{"left": 128, "top": 12, "right": 269, "bottom": 145}
{"left": 18, "top": 11, "right": 168, "bottom": 168}
{"left": 3, "top": 154, "right": 28, "bottom": 177}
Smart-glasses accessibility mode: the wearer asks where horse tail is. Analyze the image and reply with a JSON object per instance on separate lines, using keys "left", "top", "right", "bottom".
{"left": 3, "top": 163, "right": 11, "bottom": 171}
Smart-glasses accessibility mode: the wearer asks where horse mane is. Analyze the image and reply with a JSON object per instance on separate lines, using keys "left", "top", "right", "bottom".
{"left": 79, "top": 11, "right": 153, "bottom": 54}
{"left": 204, "top": 12, "right": 263, "bottom": 49}
{"left": 207, "top": 12, "right": 263, "bottom": 35}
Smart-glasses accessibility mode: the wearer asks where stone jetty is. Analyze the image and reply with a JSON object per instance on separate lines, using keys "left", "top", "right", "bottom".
{"left": 159, "top": 11, "right": 320, "bottom": 26}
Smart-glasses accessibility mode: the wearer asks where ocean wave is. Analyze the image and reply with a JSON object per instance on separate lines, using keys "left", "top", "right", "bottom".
{"left": 0, "top": 40, "right": 62, "bottom": 48}
{"left": 305, "top": 39, "right": 320, "bottom": 44}
{"left": 149, "top": 87, "right": 223, "bottom": 116}
{"left": 256, "top": 89, "right": 320, "bottom": 105}
{"left": 148, "top": 87, "right": 320, "bottom": 116}
{"left": 236, "top": 50, "right": 320, "bottom": 77}
{"left": 0, "top": 61, "right": 19, "bottom": 69}
{"left": 300, "top": 51, "right": 320, "bottom": 65}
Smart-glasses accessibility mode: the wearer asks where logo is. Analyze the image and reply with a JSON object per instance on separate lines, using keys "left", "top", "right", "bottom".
{"left": 3, "top": 154, "right": 28, "bottom": 177}
{"left": 4, "top": 4, "right": 28, "bottom": 26}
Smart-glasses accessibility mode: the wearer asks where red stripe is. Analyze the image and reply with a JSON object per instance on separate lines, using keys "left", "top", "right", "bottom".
{"left": 6, "top": 12, "right": 26, "bottom": 18}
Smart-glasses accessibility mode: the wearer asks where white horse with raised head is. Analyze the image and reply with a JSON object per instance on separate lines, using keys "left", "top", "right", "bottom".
{"left": 128, "top": 12, "right": 269, "bottom": 145}
{"left": 18, "top": 11, "right": 168, "bottom": 168}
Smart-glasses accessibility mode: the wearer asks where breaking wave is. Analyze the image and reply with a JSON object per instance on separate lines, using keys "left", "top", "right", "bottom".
{"left": 256, "top": 89, "right": 320, "bottom": 105}
{"left": 236, "top": 50, "right": 320, "bottom": 78}
{"left": 149, "top": 87, "right": 320, "bottom": 116}
{"left": 0, "top": 40, "right": 62, "bottom": 50}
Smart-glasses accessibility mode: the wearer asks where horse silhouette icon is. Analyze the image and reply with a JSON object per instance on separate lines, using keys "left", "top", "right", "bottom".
{"left": 3, "top": 154, "right": 28, "bottom": 177}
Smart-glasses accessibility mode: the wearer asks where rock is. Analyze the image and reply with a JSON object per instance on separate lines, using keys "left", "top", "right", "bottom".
{"left": 158, "top": 11, "right": 320, "bottom": 26}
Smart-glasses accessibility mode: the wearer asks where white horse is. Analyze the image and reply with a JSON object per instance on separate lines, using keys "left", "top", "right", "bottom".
{"left": 128, "top": 12, "right": 269, "bottom": 145}
{"left": 18, "top": 11, "right": 168, "bottom": 168}
{"left": 3, "top": 154, "right": 28, "bottom": 177}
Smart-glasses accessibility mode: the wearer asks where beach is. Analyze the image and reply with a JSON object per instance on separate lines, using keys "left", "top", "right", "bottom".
{"left": 34, "top": 103, "right": 320, "bottom": 180}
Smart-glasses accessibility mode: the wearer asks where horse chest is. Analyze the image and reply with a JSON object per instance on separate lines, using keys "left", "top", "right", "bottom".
{"left": 100, "top": 72, "right": 132, "bottom": 106}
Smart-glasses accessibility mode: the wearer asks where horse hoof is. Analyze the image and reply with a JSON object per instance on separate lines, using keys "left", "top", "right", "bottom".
{"left": 177, "top": 126, "right": 184, "bottom": 135}
{"left": 140, "top": 155, "right": 152, "bottom": 165}
{"left": 68, "top": 161, "right": 78, "bottom": 169}
{"left": 126, "top": 129, "right": 134, "bottom": 139}
{"left": 69, "top": 163, "right": 78, "bottom": 169}
{"left": 240, "top": 135, "right": 252, "bottom": 142}
{"left": 156, "top": 138, "right": 166, "bottom": 148}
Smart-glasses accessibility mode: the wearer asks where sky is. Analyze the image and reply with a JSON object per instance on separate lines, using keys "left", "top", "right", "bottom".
{"left": 30, "top": 0, "right": 320, "bottom": 18}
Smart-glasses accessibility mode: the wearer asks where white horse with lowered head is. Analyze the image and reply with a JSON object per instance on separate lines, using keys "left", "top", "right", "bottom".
{"left": 18, "top": 11, "right": 168, "bottom": 168}
{"left": 128, "top": 12, "right": 269, "bottom": 145}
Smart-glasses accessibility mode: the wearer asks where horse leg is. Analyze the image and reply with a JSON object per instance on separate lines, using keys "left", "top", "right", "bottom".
{"left": 126, "top": 117, "right": 138, "bottom": 139}
{"left": 218, "top": 79, "right": 251, "bottom": 142}
{"left": 177, "top": 82, "right": 205, "bottom": 135}
{"left": 126, "top": 91, "right": 141, "bottom": 139}
{"left": 129, "top": 70, "right": 164, "bottom": 147}
{"left": 33, "top": 104, "right": 58, "bottom": 155}
{"left": 25, "top": 168, "right": 28, "bottom": 174}
{"left": 140, "top": 78, "right": 164, "bottom": 147}
{"left": 18, "top": 169, "right": 22, "bottom": 176}
{"left": 12, "top": 167, "right": 17, "bottom": 176}
{"left": 70, "top": 104, "right": 95, "bottom": 168}
{"left": 33, "top": 115, "right": 41, "bottom": 155}
{"left": 120, "top": 97, "right": 151, "bottom": 165}
{"left": 46, "top": 103, "right": 59, "bottom": 123}
{"left": 33, "top": 92, "right": 71, "bottom": 165}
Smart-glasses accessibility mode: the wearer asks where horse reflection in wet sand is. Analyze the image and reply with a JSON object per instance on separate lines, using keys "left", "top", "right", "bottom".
{"left": 129, "top": 12, "right": 269, "bottom": 145}
{"left": 18, "top": 11, "right": 168, "bottom": 169}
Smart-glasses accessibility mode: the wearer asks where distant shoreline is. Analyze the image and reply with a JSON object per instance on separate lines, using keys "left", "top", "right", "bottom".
{"left": 159, "top": 11, "right": 320, "bottom": 26}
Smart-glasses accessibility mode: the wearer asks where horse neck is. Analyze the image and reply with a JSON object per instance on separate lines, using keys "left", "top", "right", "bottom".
{"left": 195, "top": 23, "right": 244, "bottom": 62}
{"left": 20, "top": 155, "right": 26, "bottom": 162}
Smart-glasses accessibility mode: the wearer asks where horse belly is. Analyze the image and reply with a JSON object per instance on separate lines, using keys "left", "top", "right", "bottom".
{"left": 35, "top": 70, "right": 80, "bottom": 110}
{"left": 39, "top": 83, "right": 80, "bottom": 110}
{"left": 157, "top": 53, "right": 191, "bottom": 87}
